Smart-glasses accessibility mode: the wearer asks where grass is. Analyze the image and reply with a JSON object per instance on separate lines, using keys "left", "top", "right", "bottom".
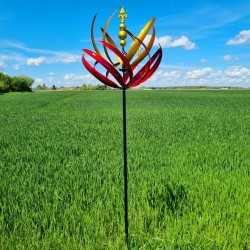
{"left": 0, "top": 90, "right": 249, "bottom": 249}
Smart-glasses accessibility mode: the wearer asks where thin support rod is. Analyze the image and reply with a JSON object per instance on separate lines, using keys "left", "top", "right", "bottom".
{"left": 122, "top": 87, "right": 129, "bottom": 246}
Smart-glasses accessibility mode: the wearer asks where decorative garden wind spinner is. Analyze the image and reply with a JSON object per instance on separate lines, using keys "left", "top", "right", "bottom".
{"left": 82, "top": 7, "right": 162, "bottom": 246}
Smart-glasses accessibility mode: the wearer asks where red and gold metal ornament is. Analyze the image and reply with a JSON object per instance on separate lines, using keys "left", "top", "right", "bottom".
{"left": 82, "top": 7, "right": 162, "bottom": 89}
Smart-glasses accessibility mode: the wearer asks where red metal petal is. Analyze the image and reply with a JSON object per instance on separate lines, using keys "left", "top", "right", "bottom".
{"left": 140, "top": 47, "right": 162, "bottom": 83}
{"left": 130, "top": 47, "right": 162, "bottom": 87}
{"left": 82, "top": 55, "right": 119, "bottom": 88}
{"left": 99, "top": 41, "right": 133, "bottom": 88}
{"left": 83, "top": 49, "right": 124, "bottom": 87}
{"left": 125, "top": 30, "right": 152, "bottom": 87}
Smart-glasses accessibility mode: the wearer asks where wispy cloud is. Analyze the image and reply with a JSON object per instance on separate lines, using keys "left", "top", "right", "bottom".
{"left": 34, "top": 78, "right": 44, "bottom": 84}
{"left": 0, "top": 55, "right": 11, "bottom": 61}
{"left": 156, "top": 4, "right": 250, "bottom": 39}
{"left": 185, "top": 67, "right": 213, "bottom": 79}
{"left": 27, "top": 57, "right": 46, "bottom": 66}
{"left": 223, "top": 55, "right": 239, "bottom": 61}
{"left": 36, "top": 65, "right": 250, "bottom": 88}
{"left": 12, "top": 64, "right": 20, "bottom": 70}
{"left": 56, "top": 55, "right": 81, "bottom": 63}
{"left": 0, "top": 61, "right": 7, "bottom": 69}
{"left": 200, "top": 58, "right": 207, "bottom": 63}
{"left": 226, "top": 30, "right": 250, "bottom": 45}
{"left": 157, "top": 35, "right": 196, "bottom": 50}
{"left": 199, "top": 10, "right": 247, "bottom": 31}
{"left": 1, "top": 40, "right": 58, "bottom": 55}
{"left": 225, "top": 66, "right": 250, "bottom": 77}
{"left": 145, "top": 35, "right": 197, "bottom": 50}
{"left": 63, "top": 73, "right": 97, "bottom": 85}
{"left": 0, "top": 40, "right": 81, "bottom": 64}
{"left": 146, "top": 66, "right": 250, "bottom": 87}
{"left": 198, "top": 5, "right": 250, "bottom": 36}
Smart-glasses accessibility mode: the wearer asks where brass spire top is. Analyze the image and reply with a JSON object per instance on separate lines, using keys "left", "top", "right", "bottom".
{"left": 118, "top": 7, "right": 128, "bottom": 48}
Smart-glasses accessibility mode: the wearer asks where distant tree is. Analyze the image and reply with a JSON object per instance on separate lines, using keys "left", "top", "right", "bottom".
{"left": 42, "top": 83, "right": 47, "bottom": 89}
{"left": 0, "top": 72, "right": 11, "bottom": 92}
{"left": 36, "top": 83, "right": 48, "bottom": 90}
{"left": 80, "top": 83, "right": 113, "bottom": 91}
{"left": 11, "top": 76, "right": 34, "bottom": 92}
{"left": 52, "top": 84, "right": 56, "bottom": 90}
{"left": 0, "top": 80, "right": 5, "bottom": 93}
{"left": 0, "top": 73, "right": 34, "bottom": 93}
{"left": 36, "top": 84, "right": 42, "bottom": 90}
{"left": 96, "top": 84, "right": 107, "bottom": 90}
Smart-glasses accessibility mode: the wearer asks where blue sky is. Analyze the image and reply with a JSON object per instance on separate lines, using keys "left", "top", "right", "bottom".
{"left": 0, "top": 0, "right": 250, "bottom": 87}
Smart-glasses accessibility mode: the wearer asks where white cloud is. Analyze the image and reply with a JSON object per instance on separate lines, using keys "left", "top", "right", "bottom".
{"left": 145, "top": 35, "right": 197, "bottom": 50}
{"left": 211, "top": 70, "right": 223, "bottom": 77}
{"left": 162, "top": 71, "right": 181, "bottom": 78}
{"left": 56, "top": 56, "right": 81, "bottom": 63}
{"left": 27, "top": 56, "right": 46, "bottom": 66}
{"left": 64, "top": 74, "right": 78, "bottom": 81}
{"left": 200, "top": 58, "right": 207, "bottom": 63}
{"left": 171, "top": 36, "right": 197, "bottom": 50}
{"left": 0, "top": 55, "right": 11, "bottom": 61}
{"left": 0, "top": 61, "right": 7, "bottom": 69}
{"left": 34, "top": 78, "right": 44, "bottom": 84}
{"left": 185, "top": 67, "right": 213, "bottom": 79}
{"left": 226, "top": 30, "right": 250, "bottom": 45}
{"left": 58, "top": 67, "right": 250, "bottom": 88}
{"left": 63, "top": 73, "right": 96, "bottom": 85}
{"left": 0, "top": 52, "right": 26, "bottom": 65}
{"left": 145, "top": 70, "right": 181, "bottom": 86}
{"left": 2, "top": 40, "right": 62, "bottom": 56}
{"left": 225, "top": 66, "right": 250, "bottom": 77}
{"left": 47, "top": 77, "right": 53, "bottom": 82}
{"left": 12, "top": 64, "right": 20, "bottom": 70}
{"left": 1, "top": 40, "right": 83, "bottom": 65}
{"left": 223, "top": 55, "right": 239, "bottom": 61}
{"left": 224, "top": 55, "right": 233, "bottom": 61}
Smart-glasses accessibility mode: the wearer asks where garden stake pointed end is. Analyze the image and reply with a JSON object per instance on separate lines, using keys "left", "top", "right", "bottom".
{"left": 82, "top": 6, "right": 162, "bottom": 247}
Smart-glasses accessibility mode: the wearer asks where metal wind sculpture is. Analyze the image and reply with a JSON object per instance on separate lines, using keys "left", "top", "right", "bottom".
{"left": 82, "top": 7, "right": 162, "bottom": 245}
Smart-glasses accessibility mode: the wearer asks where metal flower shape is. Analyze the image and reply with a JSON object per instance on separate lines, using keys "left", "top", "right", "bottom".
{"left": 82, "top": 8, "right": 162, "bottom": 89}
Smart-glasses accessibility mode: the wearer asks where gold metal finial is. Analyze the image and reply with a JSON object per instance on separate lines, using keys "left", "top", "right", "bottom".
{"left": 118, "top": 7, "right": 128, "bottom": 48}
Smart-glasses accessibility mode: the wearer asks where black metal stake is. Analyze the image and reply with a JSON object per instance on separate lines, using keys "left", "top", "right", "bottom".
{"left": 122, "top": 87, "right": 129, "bottom": 246}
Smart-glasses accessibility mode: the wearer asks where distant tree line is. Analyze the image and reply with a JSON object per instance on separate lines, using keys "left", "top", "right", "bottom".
{"left": 0, "top": 72, "right": 34, "bottom": 93}
{"left": 80, "top": 84, "right": 109, "bottom": 90}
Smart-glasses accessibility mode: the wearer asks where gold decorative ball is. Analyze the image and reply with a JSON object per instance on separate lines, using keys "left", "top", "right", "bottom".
{"left": 118, "top": 30, "right": 127, "bottom": 40}
{"left": 120, "top": 40, "right": 126, "bottom": 46}
{"left": 120, "top": 23, "right": 126, "bottom": 30}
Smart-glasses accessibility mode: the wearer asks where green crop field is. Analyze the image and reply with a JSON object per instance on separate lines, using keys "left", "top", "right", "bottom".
{"left": 0, "top": 90, "right": 249, "bottom": 249}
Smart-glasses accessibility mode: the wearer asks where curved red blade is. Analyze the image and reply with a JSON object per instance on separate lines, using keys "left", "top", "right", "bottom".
{"left": 99, "top": 41, "right": 133, "bottom": 88}
{"left": 82, "top": 55, "right": 119, "bottom": 88}
{"left": 83, "top": 49, "right": 124, "bottom": 87}
{"left": 130, "top": 47, "right": 162, "bottom": 87}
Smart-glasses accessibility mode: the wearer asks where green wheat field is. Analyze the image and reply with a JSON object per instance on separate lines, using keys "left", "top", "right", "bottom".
{"left": 0, "top": 90, "right": 249, "bottom": 249}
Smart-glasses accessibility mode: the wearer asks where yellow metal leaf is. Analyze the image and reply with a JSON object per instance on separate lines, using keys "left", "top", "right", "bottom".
{"left": 91, "top": 14, "right": 102, "bottom": 56}
{"left": 126, "top": 18, "right": 155, "bottom": 62}
{"left": 102, "top": 8, "right": 120, "bottom": 65}
{"left": 131, "top": 26, "right": 156, "bottom": 67}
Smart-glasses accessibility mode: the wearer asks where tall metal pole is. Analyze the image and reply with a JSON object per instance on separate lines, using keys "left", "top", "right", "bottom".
{"left": 118, "top": 7, "right": 129, "bottom": 246}
{"left": 122, "top": 87, "right": 129, "bottom": 246}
